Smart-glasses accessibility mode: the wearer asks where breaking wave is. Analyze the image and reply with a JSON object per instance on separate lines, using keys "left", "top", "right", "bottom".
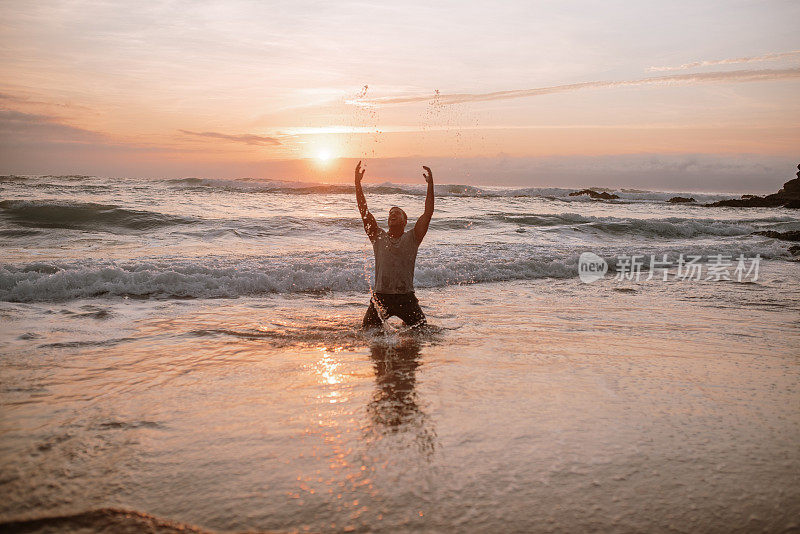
{"left": 161, "top": 177, "right": 736, "bottom": 202}
{"left": 575, "top": 216, "right": 759, "bottom": 238}
{"left": 0, "top": 200, "right": 198, "bottom": 231}
{"left": 1, "top": 240, "right": 788, "bottom": 302}
{"left": 436, "top": 212, "right": 796, "bottom": 238}
{"left": 1, "top": 175, "right": 775, "bottom": 204}
{"left": 2, "top": 196, "right": 793, "bottom": 240}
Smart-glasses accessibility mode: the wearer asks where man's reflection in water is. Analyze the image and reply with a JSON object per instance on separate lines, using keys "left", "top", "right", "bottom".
{"left": 365, "top": 337, "right": 437, "bottom": 457}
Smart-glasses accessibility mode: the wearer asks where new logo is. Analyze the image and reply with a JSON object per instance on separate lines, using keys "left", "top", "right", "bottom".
{"left": 578, "top": 252, "right": 608, "bottom": 283}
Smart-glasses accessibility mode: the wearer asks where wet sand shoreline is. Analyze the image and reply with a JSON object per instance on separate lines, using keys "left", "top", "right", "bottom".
{"left": 2, "top": 273, "right": 799, "bottom": 532}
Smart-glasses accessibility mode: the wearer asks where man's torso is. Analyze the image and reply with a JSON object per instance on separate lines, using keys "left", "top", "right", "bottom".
{"left": 372, "top": 229, "right": 419, "bottom": 294}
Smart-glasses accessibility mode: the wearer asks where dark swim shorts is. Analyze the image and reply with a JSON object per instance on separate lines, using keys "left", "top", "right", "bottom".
{"left": 362, "top": 292, "right": 427, "bottom": 328}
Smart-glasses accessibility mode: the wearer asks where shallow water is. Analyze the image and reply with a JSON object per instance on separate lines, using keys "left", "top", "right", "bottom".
{"left": 3, "top": 274, "right": 800, "bottom": 532}
{"left": 1, "top": 176, "right": 799, "bottom": 532}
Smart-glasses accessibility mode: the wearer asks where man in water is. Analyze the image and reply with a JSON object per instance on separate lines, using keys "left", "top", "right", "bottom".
{"left": 354, "top": 161, "right": 434, "bottom": 328}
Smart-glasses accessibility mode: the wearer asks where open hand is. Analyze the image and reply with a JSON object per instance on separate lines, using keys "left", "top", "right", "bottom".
{"left": 355, "top": 161, "right": 365, "bottom": 183}
{"left": 422, "top": 165, "right": 433, "bottom": 184}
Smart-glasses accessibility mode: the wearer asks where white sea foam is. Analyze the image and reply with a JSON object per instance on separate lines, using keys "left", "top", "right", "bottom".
{"left": 161, "top": 177, "right": 738, "bottom": 202}
{"left": 2, "top": 175, "right": 797, "bottom": 301}
{"left": 1, "top": 237, "right": 790, "bottom": 302}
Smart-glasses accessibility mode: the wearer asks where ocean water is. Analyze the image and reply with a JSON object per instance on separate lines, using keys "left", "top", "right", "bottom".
{"left": 1, "top": 174, "right": 799, "bottom": 532}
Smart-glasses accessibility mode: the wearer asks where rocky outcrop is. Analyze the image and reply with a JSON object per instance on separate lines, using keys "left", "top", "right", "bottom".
{"left": 752, "top": 230, "right": 800, "bottom": 242}
{"left": 705, "top": 164, "right": 800, "bottom": 208}
{"left": 568, "top": 189, "right": 620, "bottom": 200}
{"left": 668, "top": 196, "right": 696, "bottom": 203}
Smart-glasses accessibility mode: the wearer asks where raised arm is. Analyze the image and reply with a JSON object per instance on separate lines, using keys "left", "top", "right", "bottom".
{"left": 354, "top": 161, "right": 379, "bottom": 242}
{"left": 414, "top": 166, "right": 434, "bottom": 244}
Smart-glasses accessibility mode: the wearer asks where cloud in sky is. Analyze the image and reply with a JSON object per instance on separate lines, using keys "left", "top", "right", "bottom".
{"left": 0, "top": 109, "right": 104, "bottom": 143}
{"left": 648, "top": 50, "right": 800, "bottom": 72}
{"left": 0, "top": 93, "right": 22, "bottom": 102}
{"left": 1, "top": 109, "right": 205, "bottom": 154}
{"left": 369, "top": 68, "right": 800, "bottom": 105}
{"left": 1, "top": 1, "right": 798, "bottom": 183}
{"left": 179, "top": 130, "right": 282, "bottom": 146}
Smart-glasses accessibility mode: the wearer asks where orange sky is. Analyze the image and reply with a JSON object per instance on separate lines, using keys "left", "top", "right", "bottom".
{"left": 1, "top": 1, "right": 799, "bottom": 188}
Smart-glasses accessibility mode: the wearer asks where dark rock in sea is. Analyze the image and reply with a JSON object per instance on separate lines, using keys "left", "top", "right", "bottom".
{"left": 706, "top": 197, "right": 772, "bottom": 207}
{"left": 668, "top": 196, "right": 696, "bottom": 203}
{"left": 568, "top": 189, "right": 620, "bottom": 200}
{"left": 705, "top": 163, "right": 800, "bottom": 208}
{"left": 752, "top": 230, "right": 800, "bottom": 242}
